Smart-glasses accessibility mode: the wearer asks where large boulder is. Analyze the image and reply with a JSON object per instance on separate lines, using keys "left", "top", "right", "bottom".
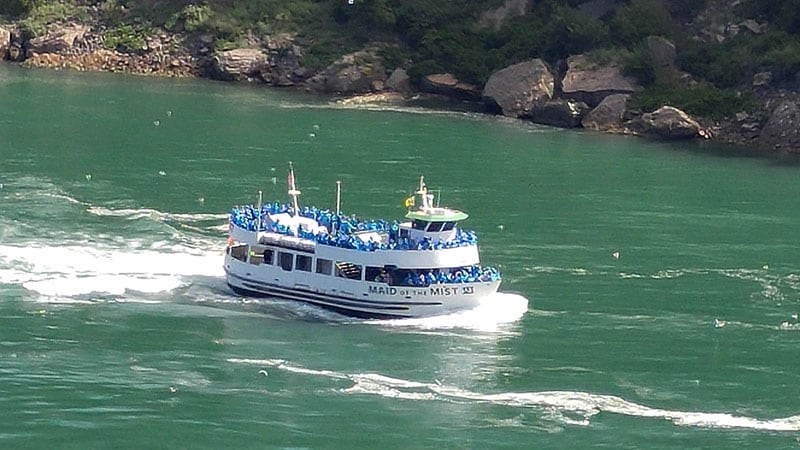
{"left": 27, "top": 24, "right": 90, "bottom": 56}
{"left": 483, "top": 59, "right": 554, "bottom": 117}
{"left": 759, "top": 100, "right": 800, "bottom": 153}
{"left": 0, "top": 26, "right": 10, "bottom": 60}
{"left": 582, "top": 93, "right": 630, "bottom": 131}
{"left": 262, "top": 35, "right": 307, "bottom": 86}
{"left": 420, "top": 73, "right": 481, "bottom": 100}
{"left": 8, "top": 30, "right": 24, "bottom": 61}
{"left": 478, "top": 0, "right": 528, "bottom": 29}
{"left": 528, "top": 99, "right": 590, "bottom": 128}
{"left": 630, "top": 106, "right": 701, "bottom": 140}
{"left": 647, "top": 36, "right": 676, "bottom": 70}
{"left": 306, "top": 48, "right": 386, "bottom": 95}
{"left": 561, "top": 54, "right": 637, "bottom": 107}
{"left": 385, "top": 68, "right": 412, "bottom": 94}
{"left": 210, "top": 48, "right": 268, "bottom": 82}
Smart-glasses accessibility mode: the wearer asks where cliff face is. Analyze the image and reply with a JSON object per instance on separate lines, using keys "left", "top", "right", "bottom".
{"left": 1, "top": 0, "right": 799, "bottom": 154}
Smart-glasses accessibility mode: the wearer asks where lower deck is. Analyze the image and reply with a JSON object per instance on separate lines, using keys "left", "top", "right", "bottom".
{"left": 224, "top": 245, "right": 501, "bottom": 318}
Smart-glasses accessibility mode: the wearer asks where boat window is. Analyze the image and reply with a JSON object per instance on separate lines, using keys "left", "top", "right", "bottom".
{"left": 296, "top": 254, "right": 312, "bottom": 272}
{"left": 316, "top": 258, "right": 332, "bottom": 275}
{"left": 279, "top": 251, "right": 293, "bottom": 271}
{"left": 427, "top": 222, "right": 444, "bottom": 232}
{"left": 229, "top": 244, "right": 248, "bottom": 262}
{"left": 412, "top": 219, "right": 428, "bottom": 230}
{"left": 263, "top": 248, "right": 274, "bottom": 265}
{"left": 441, "top": 222, "right": 455, "bottom": 231}
{"left": 366, "top": 266, "right": 395, "bottom": 284}
{"left": 365, "top": 266, "right": 382, "bottom": 282}
{"left": 248, "top": 249, "right": 264, "bottom": 265}
{"left": 335, "top": 261, "right": 362, "bottom": 280}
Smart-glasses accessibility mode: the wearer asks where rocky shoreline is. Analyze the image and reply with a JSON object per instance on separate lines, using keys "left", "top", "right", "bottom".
{"left": 2, "top": 20, "right": 799, "bottom": 154}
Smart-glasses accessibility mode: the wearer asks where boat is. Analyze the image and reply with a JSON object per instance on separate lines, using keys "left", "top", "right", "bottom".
{"left": 223, "top": 163, "right": 501, "bottom": 319}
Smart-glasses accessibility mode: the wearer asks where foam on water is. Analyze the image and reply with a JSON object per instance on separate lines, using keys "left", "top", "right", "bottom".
{"left": 0, "top": 241, "right": 223, "bottom": 300}
{"left": 1, "top": 178, "right": 229, "bottom": 302}
{"left": 369, "top": 292, "right": 529, "bottom": 333}
{"left": 229, "top": 358, "right": 800, "bottom": 432}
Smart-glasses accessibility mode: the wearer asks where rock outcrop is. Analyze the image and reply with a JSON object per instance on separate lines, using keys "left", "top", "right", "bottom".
{"left": 630, "top": 106, "right": 701, "bottom": 140}
{"left": 582, "top": 94, "right": 630, "bottom": 132}
{"left": 0, "top": 26, "right": 11, "bottom": 60}
{"left": 560, "top": 54, "right": 637, "bottom": 107}
{"left": 528, "top": 99, "right": 590, "bottom": 128}
{"left": 210, "top": 48, "right": 268, "bottom": 82}
{"left": 477, "top": 0, "right": 529, "bottom": 29}
{"left": 7, "top": 29, "right": 24, "bottom": 61}
{"left": 759, "top": 100, "right": 800, "bottom": 154}
{"left": 420, "top": 73, "right": 481, "bottom": 100}
{"left": 261, "top": 35, "right": 307, "bottom": 86}
{"left": 20, "top": 25, "right": 197, "bottom": 76}
{"left": 306, "top": 48, "right": 386, "bottom": 95}
{"left": 483, "top": 59, "right": 554, "bottom": 117}
{"left": 27, "top": 24, "right": 90, "bottom": 56}
{"left": 647, "top": 36, "right": 676, "bottom": 70}
{"left": 385, "top": 68, "right": 412, "bottom": 94}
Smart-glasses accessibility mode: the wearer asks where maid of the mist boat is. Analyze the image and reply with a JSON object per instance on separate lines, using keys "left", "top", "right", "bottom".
{"left": 224, "top": 163, "right": 501, "bottom": 319}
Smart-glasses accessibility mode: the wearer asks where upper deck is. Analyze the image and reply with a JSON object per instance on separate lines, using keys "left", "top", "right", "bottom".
{"left": 228, "top": 171, "right": 486, "bottom": 266}
{"left": 229, "top": 202, "right": 478, "bottom": 253}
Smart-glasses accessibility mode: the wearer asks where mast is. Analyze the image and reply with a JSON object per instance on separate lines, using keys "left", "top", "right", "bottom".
{"left": 336, "top": 180, "right": 341, "bottom": 216}
{"left": 287, "top": 162, "right": 301, "bottom": 216}
{"left": 256, "top": 190, "right": 263, "bottom": 231}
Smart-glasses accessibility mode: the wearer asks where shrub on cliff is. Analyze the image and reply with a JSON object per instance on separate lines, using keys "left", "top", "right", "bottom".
{"left": 630, "top": 84, "right": 756, "bottom": 119}
{"left": 679, "top": 31, "right": 800, "bottom": 87}
{"left": 609, "top": 0, "right": 675, "bottom": 46}
{"left": 17, "top": 0, "right": 87, "bottom": 37}
{"left": 103, "top": 24, "right": 147, "bottom": 53}
{"left": 736, "top": 0, "right": 800, "bottom": 35}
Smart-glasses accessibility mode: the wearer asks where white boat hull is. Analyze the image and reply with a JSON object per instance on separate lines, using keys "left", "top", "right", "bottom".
{"left": 224, "top": 254, "right": 500, "bottom": 319}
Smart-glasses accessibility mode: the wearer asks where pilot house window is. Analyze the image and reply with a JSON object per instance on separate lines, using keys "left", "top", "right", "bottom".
{"left": 427, "top": 222, "right": 444, "bottom": 232}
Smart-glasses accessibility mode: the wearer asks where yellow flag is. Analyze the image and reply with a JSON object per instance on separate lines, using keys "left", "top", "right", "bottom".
{"left": 404, "top": 196, "right": 415, "bottom": 208}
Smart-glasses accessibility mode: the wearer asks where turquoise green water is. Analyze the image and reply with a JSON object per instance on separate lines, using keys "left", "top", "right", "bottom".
{"left": 1, "top": 64, "right": 800, "bottom": 448}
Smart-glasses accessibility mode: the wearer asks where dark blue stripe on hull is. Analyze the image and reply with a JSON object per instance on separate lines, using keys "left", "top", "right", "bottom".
{"left": 227, "top": 283, "right": 415, "bottom": 320}
{"left": 224, "top": 269, "right": 445, "bottom": 319}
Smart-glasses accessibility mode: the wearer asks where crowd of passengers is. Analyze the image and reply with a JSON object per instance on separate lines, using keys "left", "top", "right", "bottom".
{"left": 387, "top": 265, "right": 501, "bottom": 285}
{"left": 230, "top": 203, "right": 478, "bottom": 251}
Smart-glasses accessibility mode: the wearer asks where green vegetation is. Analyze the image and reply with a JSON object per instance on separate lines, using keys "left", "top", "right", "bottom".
{"left": 103, "top": 23, "right": 147, "bottom": 53}
{"left": 14, "top": 0, "right": 87, "bottom": 36}
{"left": 629, "top": 84, "right": 756, "bottom": 119}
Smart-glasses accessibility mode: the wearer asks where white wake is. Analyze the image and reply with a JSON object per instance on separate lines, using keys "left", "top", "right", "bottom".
{"left": 229, "top": 358, "right": 800, "bottom": 432}
{"left": 0, "top": 241, "right": 224, "bottom": 301}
